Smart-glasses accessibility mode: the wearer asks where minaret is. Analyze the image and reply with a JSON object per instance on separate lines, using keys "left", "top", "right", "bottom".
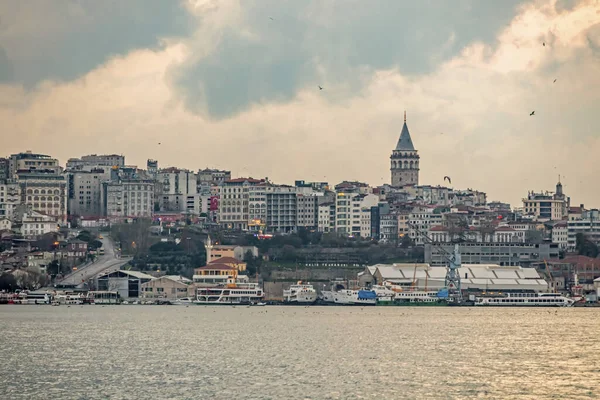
{"left": 204, "top": 235, "right": 213, "bottom": 265}
{"left": 390, "top": 111, "right": 420, "bottom": 186}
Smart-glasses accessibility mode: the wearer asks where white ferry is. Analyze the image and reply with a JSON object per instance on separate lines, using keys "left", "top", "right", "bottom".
{"left": 196, "top": 281, "right": 264, "bottom": 305}
{"left": 329, "top": 289, "right": 377, "bottom": 306}
{"left": 371, "top": 285, "right": 396, "bottom": 301}
{"left": 283, "top": 282, "right": 318, "bottom": 304}
{"left": 54, "top": 294, "right": 85, "bottom": 305}
{"left": 474, "top": 292, "right": 575, "bottom": 307}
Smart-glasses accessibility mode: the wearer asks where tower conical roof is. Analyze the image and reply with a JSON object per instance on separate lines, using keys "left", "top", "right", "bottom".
{"left": 395, "top": 116, "right": 415, "bottom": 151}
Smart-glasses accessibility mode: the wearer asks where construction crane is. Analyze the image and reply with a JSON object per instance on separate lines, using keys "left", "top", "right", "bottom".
{"left": 408, "top": 221, "right": 462, "bottom": 302}
{"left": 543, "top": 259, "right": 556, "bottom": 293}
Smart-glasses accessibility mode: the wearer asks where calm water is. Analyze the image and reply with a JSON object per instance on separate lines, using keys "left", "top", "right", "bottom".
{"left": 1, "top": 306, "right": 599, "bottom": 399}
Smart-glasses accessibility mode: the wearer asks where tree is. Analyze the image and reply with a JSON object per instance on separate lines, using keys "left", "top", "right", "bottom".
{"left": 77, "top": 230, "right": 94, "bottom": 243}
{"left": 0, "top": 273, "right": 18, "bottom": 291}
{"left": 576, "top": 233, "right": 599, "bottom": 258}
{"left": 244, "top": 249, "right": 262, "bottom": 277}
{"left": 399, "top": 234, "right": 413, "bottom": 249}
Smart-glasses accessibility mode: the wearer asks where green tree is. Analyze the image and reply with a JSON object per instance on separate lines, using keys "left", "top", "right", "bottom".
{"left": 576, "top": 233, "right": 599, "bottom": 258}
{"left": 77, "top": 230, "right": 94, "bottom": 243}
{"left": 0, "top": 273, "right": 18, "bottom": 291}
{"left": 244, "top": 250, "right": 262, "bottom": 277}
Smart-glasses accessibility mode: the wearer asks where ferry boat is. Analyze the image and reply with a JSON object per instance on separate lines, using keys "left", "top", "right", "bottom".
{"left": 283, "top": 282, "right": 318, "bottom": 304}
{"left": 474, "top": 292, "right": 575, "bottom": 307}
{"left": 376, "top": 287, "right": 449, "bottom": 306}
{"left": 328, "top": 289, "right": 377, "bottom": 306}
{"left": 196, "top": 280, "right": 264, "bottom": 305}
{"left": 54, "top": 294, "right": 85, "bottom": 305}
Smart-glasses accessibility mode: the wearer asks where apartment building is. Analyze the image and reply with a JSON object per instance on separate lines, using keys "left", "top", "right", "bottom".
{"left": 17, "top": 172, "right": 68, "bottom": 223}
{"left": 158, "top": 168, "right": 197, "bottom": 212}
{"left": 266, "top": 185, "right": 298, "bottom": 233}
{"left": 218, "top": 178, "right": 265, "bottom": 230}
{"left": 103, "top": 179, "right": 155, "bottom": 219}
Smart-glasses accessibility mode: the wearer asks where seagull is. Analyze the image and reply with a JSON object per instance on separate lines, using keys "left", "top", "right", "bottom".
{"left": 158, "top": 142, "right": 161, "bottom": 145}
{"left": 318, "top": 85, "right": 323, "bottom": 90}
{"left": 444, "top": 176, "right": 451, "bottom": 184}
{"left": 543, "top": 42, "right": 546, "bottom": 46}
{"left": 530, "top": 111, "right": 535, "bottom": 116}
{"left": 553, "top": 79, "right": 557, "bottom": 83}
{"left": 269, "top": 17, "right": 273, "bottom": 20}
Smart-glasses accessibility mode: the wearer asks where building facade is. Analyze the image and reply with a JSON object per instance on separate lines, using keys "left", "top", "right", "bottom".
{"left": 158, "top": 168, "right": 198, "bottom": 212}
{"left": 66, "top": 154, "right": 125, "bottom": 170}
{"left": 9, "top": 151, "right": 61, "bottom": 178}
{"left": 266, "top": 185, "right": 298, "bottom": 233}
{"left": 390, "top": 112, "right": 420, "bottom": 186}
{"left": 296, "top": 194, "right": 318, "bottom": 230}
{"left": 67, "top": 167, "right": 112, "bottom": 218}
{"left": 425, "top": 242, "right": 560, "bottom": 267}
{"left": 335, "top": 192, "right": 379, "bottom": 236}
{"left": 103, "top": 179, "right": 155, "bottom": 219}
{"left": 17, "top": 172, "right": 68, "bottom": 222}
{"left": 0, "top": 182, "right": 21, "bottom": 220}
{"left": 218, "top": 178, "right": 265, "bottom": 230}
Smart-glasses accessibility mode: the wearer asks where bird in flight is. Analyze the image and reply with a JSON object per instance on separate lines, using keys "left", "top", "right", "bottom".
{"left": 269, "top": 17, "right": 273, "bottom": 20}
{"left": 444, "top": 176, "right": 452, "bottom": 184}
{"left": 530, "top": 111, "right": 535, "bottom": 116}
{"left": 158, "top": 142, "right": 161, "bottom": 145}
{"left": 553, "top": 79, "right": 557, "bottom": 83}
{"left": 543, "top": 42, "right": 546, "bottom": 46}
{"left": 318, "top": 85, "right": 323, "bottom": 90}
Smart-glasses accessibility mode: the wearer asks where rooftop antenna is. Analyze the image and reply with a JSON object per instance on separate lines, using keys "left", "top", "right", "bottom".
{"left": 404, "top": 110, "right": 407, "bottom": 123}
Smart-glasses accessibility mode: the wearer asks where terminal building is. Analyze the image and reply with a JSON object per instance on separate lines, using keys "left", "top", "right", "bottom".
{"left": 359, "top": 263, "right": 549, "bottom": 293}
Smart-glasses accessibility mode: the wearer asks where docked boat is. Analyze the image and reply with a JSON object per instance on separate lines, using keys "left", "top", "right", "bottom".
{"left": 330, "top": 289, "right": 377, "bottom": 306}
{"left": 54, "top": 294, "right": 85, "bottom": 305}
{"left": 196, "top": 280, "right": 264, "bottom": 305}
{"left": 474, "top": 292, "right": 575, "bottom": 307}
{"left": 283, "top": 282, "right": 318, "bottom": 304}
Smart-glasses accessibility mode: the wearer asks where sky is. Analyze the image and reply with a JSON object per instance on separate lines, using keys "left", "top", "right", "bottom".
{"left": 0, "top": 0, "right": 599, "bottom": 207}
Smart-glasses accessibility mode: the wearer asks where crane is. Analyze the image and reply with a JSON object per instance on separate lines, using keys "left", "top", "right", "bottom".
{"left": 408, "top": 221, "right": 462, "bottom": 302}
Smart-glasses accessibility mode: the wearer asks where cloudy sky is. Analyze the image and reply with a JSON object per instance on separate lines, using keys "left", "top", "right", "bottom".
{"left": 1, "top": 0, "right": 599, "bottom": 206}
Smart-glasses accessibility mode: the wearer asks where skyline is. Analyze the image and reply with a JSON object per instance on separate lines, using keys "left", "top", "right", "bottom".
{"left": 1, "top": 0, "right": 599, "bottom": 207}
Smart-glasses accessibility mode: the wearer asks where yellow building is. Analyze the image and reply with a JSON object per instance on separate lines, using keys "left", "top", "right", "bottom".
{"left": 193, "top": 264, "right": 238, "bottom": 286}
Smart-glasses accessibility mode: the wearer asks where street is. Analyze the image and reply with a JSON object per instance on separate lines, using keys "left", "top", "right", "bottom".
{"left": 57, "top": 236, "right": 132, "bottom": 287}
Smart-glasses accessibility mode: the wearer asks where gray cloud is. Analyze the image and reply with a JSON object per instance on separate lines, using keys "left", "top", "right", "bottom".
{"left": 172, "top": 0, "right": 524, "bottom": 119}
{"left": 0, "top": 0, "right": 193, "bottom": 87}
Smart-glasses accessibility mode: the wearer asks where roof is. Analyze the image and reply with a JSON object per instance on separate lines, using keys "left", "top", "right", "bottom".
{"left": 556, "top": 255, "right": 600, "bottom": 268}
{"left": 395, "top": 120, "right": 415, "bottom": 151}
{"left": 196, "top": 264, "right": 236, "bottom": 271}
{"left": 209, "top": 256, "right": 243, "bottom": 264}
{"left": 224, "top": 178, "right": 264, "bottom": 184}
{"left": 100, "top": 270, "right": 154, "bottom": 279}
{"left": 164, "top": 275, "right": 192, "bottom": 284}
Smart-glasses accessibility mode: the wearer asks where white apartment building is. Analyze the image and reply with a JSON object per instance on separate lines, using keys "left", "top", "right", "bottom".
{"left": 567, "top": 210, "right": 600, "bottom": 251}
{"left": 296, "top": 194, "right": 318, "bottom": 229}
{"left": 379, "top": 213, "right": 398, "bottom": 243}
{"left": 360, "top": 208, "right": 371, "bottom": 238}
{"left": 9, "top": 151, "right": 61, "bottom": 178}
{"left": 158, "top": 168, "right": 198, "bottom": 212}
{"left": 408, "top": 209, "right": 443, "bottom": 245}
{"left": 248, "top": 183, "right": 267, "bottom": 231}
{"left": 0, "top": 182, "right": 21, "bottom": 220}
{"left": 522, "top": 181, "right": 569, "bottom": 222}
{"left": 186, "top": 194, "right": 212, "bottom": 216}
{"left": 318, "top": 203, "right": 335, "bottom": 233}
{"left": 552, "top": 222, "right": 568, "bottom": 250}
{"left": 335, "top": 192, "right": 379, "bottom": 236}
{"left": 66, "top": 154, "right": 125, "bottom": 170}
{"left": 266, "top": 185, "right": 298, "bottom": 233}
{"left": 18, "top": 210, "right": 58, "bottom": 238}
{"left": 0, "top": 217, "right": 12, "bottom": 231}
{"left": 218, "top": 178, "right": 265, "bottom": 230}
{"left": 17, "top": 172, "right": 68, "bottom": 223}
{"left": 103, "top": 179, "right": 155, "bottom": 219}
{"left": 67, "top": 167, "right": 112, "bottom": 217}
